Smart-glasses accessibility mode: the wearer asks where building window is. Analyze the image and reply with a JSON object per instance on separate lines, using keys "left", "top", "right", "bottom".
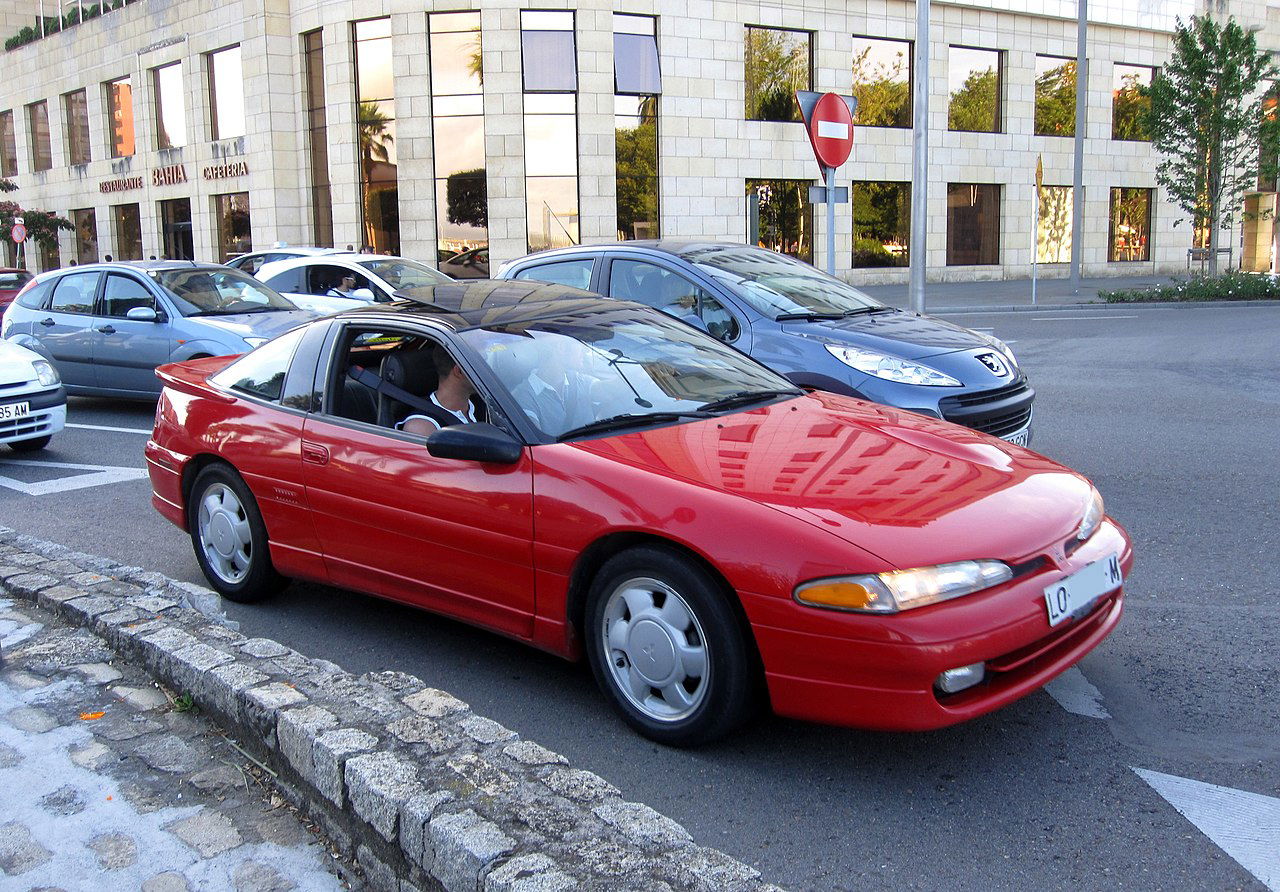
{"left": 1112, "top": 64, "right": 1154, "bottom": 141}
{"left": 946, "top": 183, "right": 1000, "bottom": 265}
{"left": 1034, "top": 55, "right": 1075, "bottom": 137}
{"left": 354, "top": 19, "right": 398, "bottom": 254}
{"left": 430, "top": 12, "right": 487, "bottom": 272}
{"left": 851, "top": 36, "right": 911, "bottom": 129}
{"left": 159, "top": 198, "right": 193, "bottom": 260}
{"left": 615, "top": 13, "right": 660, "bottom": 241}
{"left": 153, "top": 61, "right": 187, "bottom": 149}
{"left": 1036, "top": 185, "right": 1072, "bottom": 263}
{"left": 1108, "top": 187, "right": 1152, "bottom": 261}
{"left": 39, "top": 239, "right": 60, "bottom": 273}
{"left": 747, "top": 179, "right": 812, "bottom": 262}
{"left": 27, "top": 101, "right": 52, "bottom": 172}
{"left": 214, "top": 192, "right": 252, "bottom": 261}
{"left": 522, "top": 10, "right": 578, "bottom": 252}
{"left": 71, "top": 208, "right": 97, "bottom": 265}
{"left": 63, "top": 90, "right": 90, "bottom": 165}
{"left": 947, "top": 46, "right": 1001, "bottom": 133}
{"left": 208, "top": 45, "right": 246, "bottom": 140}
{"left": 112, "top": 203, "right": 143, "bottom": 260}
{"left": 302, "top": 30, "right": 333, "bottom": 247}
{"left": 744, "top": 26, "right": 810, "bottom": 123}
{"left": 853, "top": 181, "right": 909, "bottom": 267}
{"left": 0, "top": 111, "right": 16, "bottom": 176}
{"left": 106, "top": 77, "right": 134, "bottom": 158}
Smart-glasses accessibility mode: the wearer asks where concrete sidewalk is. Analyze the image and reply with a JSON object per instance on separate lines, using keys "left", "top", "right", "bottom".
{"left": 857, "top": 274, "right": 1177, "bottom": 312}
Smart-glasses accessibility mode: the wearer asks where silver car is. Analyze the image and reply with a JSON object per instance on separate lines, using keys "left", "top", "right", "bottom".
{"left": 0, "top": 262, "right": 315, "bottom": 398}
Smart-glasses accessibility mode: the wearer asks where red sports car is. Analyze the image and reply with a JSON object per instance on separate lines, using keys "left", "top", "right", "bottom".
{"left": 0, "top": 268, "right": 34, "bottom": 312}
{"left": 146, "top": 281, "right": 1132, "bottom": 746}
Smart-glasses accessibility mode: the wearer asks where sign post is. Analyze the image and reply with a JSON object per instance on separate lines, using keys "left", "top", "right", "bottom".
{"left": 1032, "top": 154, "right": 1042, "bottom": 306}
{"left": 796, "top": 91, "right": 857, "bottom": 276}
{"left": 11, "top": 217, "right": 26, "bottom": 270}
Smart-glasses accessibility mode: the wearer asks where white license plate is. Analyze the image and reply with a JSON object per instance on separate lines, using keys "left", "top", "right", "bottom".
{"left": 0, "top": 401, "right": 29, "bottom": 421}
{"left": 1044, "top": 553, "right": 1122, "bottom": 626}
{"left": 1001, "top": 426, "right": 1032, "bottom": 447}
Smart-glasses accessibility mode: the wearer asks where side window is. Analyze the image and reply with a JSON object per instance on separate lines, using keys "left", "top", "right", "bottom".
{"left": 209, "top": 327, "right": 306, "bottom": 402}
{"left": 610, "top": 260, "right": 740, "bottom": 342}
{"left": 49, "top": 271, "right": 102, "bottom": 314}
{"left": 513, "top": 259, "right": 594, "bottom": 290}
{"left": 102, "top": 274, "right": 157, "bottom": 317}
{"left": 306, "top": 265, "right": 372, "bottom": 296}
{"left": 698, "top": 293, "right": 741, "bottom": 342}
{"left": 16, "top": 279, "right": 53, "bottom": 309}
{"left": 262, "top": 267, "right": 305, "bottom": 295}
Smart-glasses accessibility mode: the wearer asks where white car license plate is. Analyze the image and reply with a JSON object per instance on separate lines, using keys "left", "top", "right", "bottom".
{"left": 1044, "top": 553, "right": 1122, "bottom": 626}
{"left": 0, "top": 401, "right": 30, "bottom": 421}
{"left": 1001, "top": 426, "right": 1032, "bottom": 447}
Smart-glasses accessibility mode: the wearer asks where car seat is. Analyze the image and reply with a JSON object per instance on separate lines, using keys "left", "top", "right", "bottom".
{"left": 376, "top": 348, "right": 439, "bottom": 428}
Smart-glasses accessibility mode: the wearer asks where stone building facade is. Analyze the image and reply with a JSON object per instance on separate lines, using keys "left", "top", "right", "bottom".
{"left": 0, "top": 0, "right": 1276, "bottom": 282}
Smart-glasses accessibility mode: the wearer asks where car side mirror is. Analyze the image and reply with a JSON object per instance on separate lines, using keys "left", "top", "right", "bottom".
{"left": 351, "top": 287, "right": 376, "bottom": 302}
{"left": 126, "top": 306, "right": 160, "bottom": 322}
{"left": 426, "top": 423, "right": 523, "bottom": 464}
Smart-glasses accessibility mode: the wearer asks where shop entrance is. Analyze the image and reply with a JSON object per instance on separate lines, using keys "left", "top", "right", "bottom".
{"left": 159, "top": 198, "right": 194, "bottom": 260}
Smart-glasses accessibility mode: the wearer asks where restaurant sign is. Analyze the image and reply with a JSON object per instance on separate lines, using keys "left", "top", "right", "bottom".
{"left": 203, "top": 161, "right": 249, "bottom": 181}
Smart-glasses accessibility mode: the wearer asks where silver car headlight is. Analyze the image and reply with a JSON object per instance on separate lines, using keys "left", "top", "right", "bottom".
{"left": 243, "top": 337, "right": 269, "bottom": 349}
{"left": 32, "top": 360, "right": 60, "bottom": 387}
{"left": 824, "top": 344, "right": 961, "bottom": 387}
{"left": 978, "top": 331, "right": 1018, "bottom": 368}
{"left": 795, "top": 560, "right": 1014, "bottom": 613}
{"left": 1076, "top": 489, "right": 1104, "bottom": 542}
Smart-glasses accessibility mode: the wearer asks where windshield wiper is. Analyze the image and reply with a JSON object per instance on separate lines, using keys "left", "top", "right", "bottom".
{"left": 556, "top": 411, "right": 711, "bottom": 442}
{"left": 774, "top": 307, "right": 892, "bottom": 322}
{"left": 696, "top": 388, "right": 802, "bottom": 413}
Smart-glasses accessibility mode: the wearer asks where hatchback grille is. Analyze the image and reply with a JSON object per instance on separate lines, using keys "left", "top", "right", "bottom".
{"left": 939, "top": 377, "right": 1033, "bottom": 437}
{"left": 942, "top": 377, "right": 1031, "bottom": 409}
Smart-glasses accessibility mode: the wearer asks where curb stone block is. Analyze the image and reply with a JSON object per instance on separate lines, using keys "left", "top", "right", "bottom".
{"left": 660, "top": 846, "right": 763, "bottom": 891}
{"left": 404, "top": 687, "right": 469, "bottom": 718}
{"left": 429, "top": 809, "right": 517, "bottom": 892}
{"left": 387, "top": 714, "right": 449, "bottom": 752}
{"left": 36, "top": 584, "right": 91, "bottom": 608}
{"left": 95, "top": 607, "right": 148, "bottom": 631}
{"left": 313, "top": 727, "right": 379, "bottom": 806}
{"left": 542, "top": 769, "right": 619, "bottom": 804}
{"left": 61, "top": 595, "right": 122, "bottom": 623}
{"left": 346, "top": 751, "right": 421, "bottom": 842}
{"left": 167, "top": 642, "right": 235, "bottom": 695}
{"left": 501, "top": 741, "right": 568, "bottom": 767}
{"left": 460, "top": 715, "right": 518, "bottom": 745}
{"left": 448, "top": 754, "right": 517, "bottom": 797}
{"left": 592, "top": 801, "right": 692, "bottom": 848}
{"left": 242, "top": 682, "right": 308, "bottom": 748}
{"left": 484, "top": 854, "right": 577, "bottom": 892}
{"left": 278, "top": 704, "right": 339, "bottom": 781}
{"left": 356, "top": 843, "right": 400, "bottom": 892}
{"left": 239, "top": 637, "right": 290, "bottom": 658}
{"left": 200, "top": 661, "right": 268, "bottom": 724}
{"left": 7, "top": 573, "right": 60, "bottom": 596}
{"left": 400, "top": 790, "right": 455, "bottom": 871}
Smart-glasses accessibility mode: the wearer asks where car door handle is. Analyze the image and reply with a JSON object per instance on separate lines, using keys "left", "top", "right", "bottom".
{"left": 39, "top": 317, "right": 54, "bottom": 327}
{"left": 301, "top": 442, "right": 330, "bottom": 465}
{"left": 96, "top": 325, "right": 116, "bottom": 334}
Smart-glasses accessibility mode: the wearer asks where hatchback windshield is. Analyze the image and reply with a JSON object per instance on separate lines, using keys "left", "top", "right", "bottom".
{"left": 679, "top": 245, "right": 884, "bottom": 319}
{"left": 357, "top": 258, "right": 452, "bottom": 289}
{"left": 151, "top": 268, "right": 299, "bottom": 315}
{"left": 459, "top": 305, "right": 800, "bottom": 440}
{"left": 0, "top": 272, "right": 33, "bottom": 289}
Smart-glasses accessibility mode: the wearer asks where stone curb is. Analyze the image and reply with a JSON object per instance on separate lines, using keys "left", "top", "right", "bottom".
{"left": 915, "top": 297, "right": 1280, "bottom": 314}
{"left": 0, "top": 527, "right": 779, "bottom": 892}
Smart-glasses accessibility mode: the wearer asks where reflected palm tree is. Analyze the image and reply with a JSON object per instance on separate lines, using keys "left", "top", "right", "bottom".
{"left": 358, "top": 101, "right": 396, "bottom": 251}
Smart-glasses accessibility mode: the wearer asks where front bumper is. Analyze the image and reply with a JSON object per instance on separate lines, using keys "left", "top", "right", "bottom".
{"left": 0, "top": 385, "right": 66, "bottom": 445}
{"left": 743, "top": 518, "right": 1133, "bottom": 731}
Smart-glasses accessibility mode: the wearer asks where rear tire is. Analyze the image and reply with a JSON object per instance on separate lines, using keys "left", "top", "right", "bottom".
{"left": 585, "top": 545, "right": 756, "bottom": 746}
{"left": 8, "top": 435, "right": 51, "bottom": 452}
{"left": 187, "top": 464, "right": 286, "bottom": 603}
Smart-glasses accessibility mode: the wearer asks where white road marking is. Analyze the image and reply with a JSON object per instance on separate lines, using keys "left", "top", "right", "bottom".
{"left": 1043, "top": 666, "right": 1110, "bottom": 718}
{"left": 66, "top": 422, "right": 151, "bottom": 434}
{"left": 1030, "top": 314, "right": 1139, "bottom": 321}
{"left": 0, "top": 459, "right": 147, "bottom": 496}
{"left": 1135, "top": 768, "right": 1280, "bottom": 890}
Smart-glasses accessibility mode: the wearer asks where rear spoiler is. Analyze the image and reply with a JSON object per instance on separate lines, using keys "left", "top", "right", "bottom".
{"left": 154, "top": 355, "right": 239, "bottom": 401}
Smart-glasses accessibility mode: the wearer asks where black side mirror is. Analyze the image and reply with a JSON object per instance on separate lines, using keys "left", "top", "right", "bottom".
{"left": 426, "top": 422, "right": 523, "bottom": 464}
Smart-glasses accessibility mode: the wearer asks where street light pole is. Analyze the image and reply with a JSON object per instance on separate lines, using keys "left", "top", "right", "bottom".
{"left": 909, "top": 0, "right": 930, "bottom": 314}
{"left": 1069, "top": 0, "right": 1089, "bottom": 295}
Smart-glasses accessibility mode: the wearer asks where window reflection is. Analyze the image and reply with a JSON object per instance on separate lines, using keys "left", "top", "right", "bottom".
{"left": 1037, "top": 186, "right": 1072, "bottom": 263}
{"left": 0, "top": 111, "right": 16, "bottom": 177}
{"left": 1108, "top": 187, "right": 1151, "bottom": 261}
{"left": 208, "top": 47, "right": 245, "bottom": 140}
{"left": 113, "top": 203, "right": 143, "bottom": 260}
{"left": 1112, "top": 64, "right": 1154, "bottom": 141}
{"left": 616, "top": 95, "right": 659, "bottom": 240}
{"left": 947, "top": 46, "right": 1001, "bottom": 133}
{"left": 63, "top": 89, "right": 91, "bottom": 165}
{"left": 746, "top": 180, "right": 812, "bottom": 262}
{"left": 522, "top": 10, "right": 577, "bottom": 254}
{"left": 27, "top": 101, "right": 52, "bottom": 171}
{"left": 1034, "top": 55, "right": 1075, "bottom": 137}
{"left": 852, "top": 181, "right": 910, "bottom": 267}
{"left": 303, "top": 29, "right": 333, "bottom": 247}
{"left": 526, "top": 176, "right": 579, "bottom": 251}
{"left": 214, "top": 192, "right": 252, "bottom": 261}
{"left": 431, "top": 12, "right": 487, "bottom": 273}
{"left": 72, "top": 208, "right": 97, "bottom": 264}
{"left": 104, "top": 79, "right": 134, "bottom": 157}
{"left": 946, "top": 183, "right": 1000, "bottom": 265}
{"left": 154, "top": 62, "right": 187, "bottom": 149}
{"left": 744, "top": 26, "right": 810, "bottom": 123}
{"left": 851, "top": 36, "right": 911, "bottom": 128}
{"left": 355, "top": 19, "right": 398, "bottom": 254}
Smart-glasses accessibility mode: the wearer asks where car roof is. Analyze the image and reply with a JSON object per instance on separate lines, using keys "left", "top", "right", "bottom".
{"left": 0, "top": 267, "right": 32, "bottom": 275}
{"left": 332, "top": 279, "right": 630, "bottom": 331}
{"left": 502, "top": 240, "right": 765, "bottom": 268}
{"left": 41, "top": 261, "right": 228, "bottom": 277}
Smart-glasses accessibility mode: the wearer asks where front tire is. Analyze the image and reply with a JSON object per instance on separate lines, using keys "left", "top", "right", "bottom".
{"left": 8, "top": 435, "right": 51, "bottom": 452}
{"left": 585, "top": 545, "right": 756, "bottom": 746}
{"left": 187, "top": 464, "right": 286, "bottom": 603}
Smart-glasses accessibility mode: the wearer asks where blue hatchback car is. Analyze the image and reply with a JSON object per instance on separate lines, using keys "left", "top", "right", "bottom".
{"left": 497, "top": 242, "right": 1033, "bottom": 444}
{"left": 0, "top": 262, "right": 316, "bottom": 398}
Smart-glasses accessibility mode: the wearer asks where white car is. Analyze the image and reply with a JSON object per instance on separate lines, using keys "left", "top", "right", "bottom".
{"left": 0, "top": 338, "right": 65, "bottom": 451}
{"left": 225, "top": 246, "right": 343, "bottom": 276}
{"left": 256, "top": 254, "right": 454, "bottom": 312}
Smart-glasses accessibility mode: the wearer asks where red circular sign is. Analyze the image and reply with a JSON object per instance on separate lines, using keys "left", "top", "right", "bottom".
{"left": 10, "top": 223, "right": 26, "bottom": 243}
{"left": 807, "top": 92, "right": 855, "bottom": 169}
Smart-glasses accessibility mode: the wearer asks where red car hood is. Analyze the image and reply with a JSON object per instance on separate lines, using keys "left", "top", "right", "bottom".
{"left": 573, "top": 391, "right": 1093, "bottom": 570}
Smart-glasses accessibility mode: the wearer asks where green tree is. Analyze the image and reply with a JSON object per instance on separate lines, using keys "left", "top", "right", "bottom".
{"left": 445, "top": 168, "right": 487, "bottom": 229}
{"left": 1035, "top": 60, "right": 1076, "bottom": 136}
{"left": 1147, "top": 15, "right": 1280, "bottom": 275}
{"left": 616, "top": 98, "right": 658, "bottom": 239}
{"left": 851, "top": 47, "right": 910, "bottom": 128}
{"left": 745, "top": 28, "right": 809, "bottom": 123}
{"left": 1112, "top": 73, "right": 1151, "bottom": 140}
{"left": 0, "top": 200, "right": 73, "bottom": 260}
{"left": 948, "top": 68, "right": 998, "bottom": 132}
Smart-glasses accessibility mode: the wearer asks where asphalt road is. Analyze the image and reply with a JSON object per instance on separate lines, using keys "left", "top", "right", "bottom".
{"left": 3, "top": 303, "right": 1277, "bottom": 890}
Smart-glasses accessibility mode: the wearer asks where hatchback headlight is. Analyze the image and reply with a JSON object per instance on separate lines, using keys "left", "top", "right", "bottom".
{"left": 795, "top": 560, "right": 1014, "bottom": 613}
{"left": 32, "top": 360, "right": 59, "bottom": 387}
{"left": 243, "top": 337, "right": 269, "bottom": 349}
{"left": 824, "top": 344, "right": 960, "bottom": 387}
{"left": 1076, "top": 489, "right": 1104, "bottom": 542}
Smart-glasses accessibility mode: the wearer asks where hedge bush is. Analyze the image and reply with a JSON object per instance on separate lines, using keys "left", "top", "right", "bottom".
{"left": 1100, "top": 270, "right": 1280, "bottom": 302}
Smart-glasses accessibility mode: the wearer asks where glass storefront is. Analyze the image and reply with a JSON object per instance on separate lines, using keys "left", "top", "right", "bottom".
{"left": 214, "top": 192, "right": 252, "bottom": 261}
{"left": 160, "top": 198, "right": 194, "bottom": 260}
{"left": 112, "top": 203, "right": 143, "bottom": 260}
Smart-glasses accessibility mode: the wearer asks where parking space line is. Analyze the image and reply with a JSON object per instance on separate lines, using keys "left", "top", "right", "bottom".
{"left": 0, "top": 459, "right": 148, "bottom": 496}
{"left": 66, "top": 423, "right": 152, "bottom": 434}
{"left": 1029, "top": 314, "right": 1138, "bottom": 321}
{"left": 1044, "top": 667, "right": 1110, "bottom": 718}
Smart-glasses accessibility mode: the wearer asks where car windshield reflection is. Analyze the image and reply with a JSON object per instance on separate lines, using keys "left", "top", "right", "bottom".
{"left": 152, "top": 268, "right": 299, "bottom": 316}
{"left": 461, "top": 308, "right": 800, "bottom": 440}
{"left": 357, "top": 258, "right": 452, "bottom": 289}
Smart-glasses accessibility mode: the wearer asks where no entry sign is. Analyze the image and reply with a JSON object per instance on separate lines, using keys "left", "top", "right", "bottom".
{"left": 10, "top": 223, "right": 26, "bottom": 243}
{"left": 796, "top": 91, "right": 858, "bottom": 175}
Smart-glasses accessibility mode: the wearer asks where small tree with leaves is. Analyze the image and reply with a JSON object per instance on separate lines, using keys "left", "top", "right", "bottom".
{"left": 0, "top": 178, "right": 73, "bottom": 266}
{"left": 1147, "top": 16, "right": 1280, "bottom": 276}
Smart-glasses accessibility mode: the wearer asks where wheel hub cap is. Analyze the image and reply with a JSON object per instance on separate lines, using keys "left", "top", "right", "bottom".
{"left": 209, "top": 513, "right": 237, "bottom": 558}
{"left": 628, "top": 619, "right": 677, "bottom": 686}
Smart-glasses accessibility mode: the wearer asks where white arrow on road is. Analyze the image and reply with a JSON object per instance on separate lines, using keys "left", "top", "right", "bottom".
{"left": 1135, "top": 768, "right": 1280, "bottom": 890}
{"left": 0, "top": 459, "right": 148, "bottom": 496}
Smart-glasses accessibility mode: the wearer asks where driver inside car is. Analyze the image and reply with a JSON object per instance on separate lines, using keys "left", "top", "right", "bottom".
{"left": 397, "top": 350, "right": 483, "bottom": 435}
